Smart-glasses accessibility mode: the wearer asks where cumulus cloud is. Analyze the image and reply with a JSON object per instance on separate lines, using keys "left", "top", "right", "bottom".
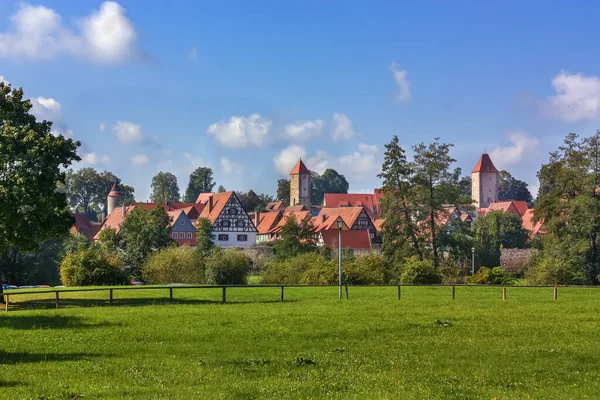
{"left": 284, "top": 119, "right": 324, "bottom": 141}
{"left": 490, "top": 131, "right": 539, "bottom": 168}
{"left": 221, "top": 157, "right": 243, "bottom": 174}
{"left": 274, "top": 144, "right": 306, "bottom": 176}
{"left": 306, "top": 151, "right": 330, "bottom": 174}
{"left": 207, "top": 113, "right": 272, "bottom": 148}
{"left": 540, "top": 71, "right": 600, "bottom": 121}
{"left": 113, "top": 121, "right": 142, "bottom": 144}
{"left": 331, "top": 113, "right": 356, "bottom": 141}
{"left": 130, "top": 153, "right": 149, "bottom": 166}
{"left": 29, "top": 96, "right": 72, "bottom": 136}
{"left": 0, "top": 1, "right": 140, "bottom": 63}
{"left": 80, "top": 152, "right": 111, "bottom": 166}
{"left": 339, "top": 143, "right": 380, "bottom": 179}
{"left": 390, "top": 62, "right": 411, "bottom": 102}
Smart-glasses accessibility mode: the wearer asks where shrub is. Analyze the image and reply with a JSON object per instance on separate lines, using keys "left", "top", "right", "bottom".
{"left": 261, "top": 253, "right": 330, "bottom": 284}
{"left": 525, "top": 258, "right": 587, "bottom": 285}
{"left": 344, "top": 254, "right": 395, "bottom": 285}
{"left": 60, "top": 245, "right": 127, "bottom": 286}
{"left": 400, "top": 257, "right": 442, "bottom": 284}
{"left": 466, "top": 267, "right": 516, "bottom": 285}
{"left": 142, "top": 246, "right": 206, "bottom": 284}
{"left": 300, "top": 259, "right": 338, "bottom": 285}
{"left": 205, "top": 248, "right": 251, "bottom": 285}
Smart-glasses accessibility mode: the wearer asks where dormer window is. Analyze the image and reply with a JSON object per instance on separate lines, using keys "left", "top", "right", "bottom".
{"left": 179, "top": 220, "right": 185, "bottom": 225}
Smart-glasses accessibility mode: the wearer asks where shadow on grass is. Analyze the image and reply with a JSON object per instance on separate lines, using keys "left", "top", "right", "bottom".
{"left": 0, "top": 315, "right": 121, "bottom": 330}
{"left": 0, "top": 379, "right": 23, "bottom": 388}
{"left": 0, "top": 350, "right": 105, "bottom": 365}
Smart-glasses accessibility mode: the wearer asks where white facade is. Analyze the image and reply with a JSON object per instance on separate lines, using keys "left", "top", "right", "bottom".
{"left": 472, "top": 171, "right": 498, "bottom": 209}
{"left": 214, "top": 231, "right": 257, "bottom": 247}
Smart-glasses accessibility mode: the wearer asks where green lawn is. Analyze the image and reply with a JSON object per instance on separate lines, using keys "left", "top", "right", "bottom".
{"left": 1, "top": 286, "right": 600, "bottom": 399}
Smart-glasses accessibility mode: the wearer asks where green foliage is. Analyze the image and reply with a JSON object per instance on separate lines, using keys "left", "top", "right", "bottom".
{"left": 195, "top": 217, "right": 215, "bottom": 254}
{"left": 205, "top": 248, "right": 251, "bottom": 285}
{"left": 184, "top": 167, "right": 215, "bottom": 203}
{"left": 344, "top": 254, "right": 396, "bottom": 285}
{"left": 261, "top": 252, "right": 333, "bottom": 284}
{"left": 472, "top": 210, "right": 529, "bottom": 267}
{"left": 0, "top": 81, "right": 80, "bottom": 252}
{"left": 151, "top": 171, "right": 180, "bottom": 203}
{"left": 311, "top": 168, "right": 349, "bottom": 205}
{"left": 0, "top": 238, "right": 67, "bottom": 286}
{"left": 526, "top": 256, "right": 587, "bottom": 285}
{"left": 276, "top": 179, "right": 290, "bottom": 206}
{"left": 272, "top": 213, "right": 317, "bottom": 259}
{"left": 238, "top": 190, "right": 273, "bottom": 212}
{"left": 400, "top": 257, "right": 442, "bottom": 284}
{"left": 118, "top": 206, "right": 174, "bottom": 278}
{"left": 217, "top": 185, "right": 226, "bottom": 193}
{"left": 60, "top": 245, "right": 127, "bottom": 286}
{"left": 498, "top": 170, "right": 533, "bottom": 204}
{"left": 142, "top": 246, "right": 206, "bottom": 284}
{"left": 466, "top": 267, "right": 516, "bottom": 285}
{"left": 97, "top": 227, "right": 119, "bottom": 254}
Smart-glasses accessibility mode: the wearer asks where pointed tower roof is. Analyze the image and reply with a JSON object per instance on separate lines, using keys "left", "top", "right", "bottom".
{"left": 290, "top": 159, "right": 310, "bottom": 175}
{"left": 472, "top": 154, "right": 498, "bottom": 173}
{"left": 107, "top": 182, "right": 123, "bottom": 197}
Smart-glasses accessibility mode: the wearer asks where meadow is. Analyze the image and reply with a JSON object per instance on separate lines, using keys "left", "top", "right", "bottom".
{"left": 1, "top": 285, "right": 600, "bottom": 399}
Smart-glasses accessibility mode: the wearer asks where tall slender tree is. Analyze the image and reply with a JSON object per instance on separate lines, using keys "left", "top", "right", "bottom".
{"left": 184, "top": 167, "right": 215, "bottom": 202}
{"left": 151, "top": 172, "right": 180, "bottom": 203}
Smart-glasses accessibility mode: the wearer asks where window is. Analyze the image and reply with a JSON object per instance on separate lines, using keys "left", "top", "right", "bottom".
{"left": 221, "top": 220, "right": 230, "bottom": 228}
{"left": 370, "top": 233, "right": 375, "bottom": 239}
{"left": 179, "top": 232, "right": 185, "bottom": 239}
{"left": 187, "top": 232, "right": 192, "bottom": 239}
{"left": 236, "top": 220, "right": 245, "bottom": 228}
{"left": 179, "top": 219, "right": 185, "bottom": 225}
{"left": 237, "top": 234, "right": 248, "bottom": 242}
{"left": 171, "top": 232, "right": 177, "bottom": 239}
{"left": 228, "top": 208, "right": 239, "bottom": 216}
{"left": 218, "top": 234, "right": 229, "bottom": 241}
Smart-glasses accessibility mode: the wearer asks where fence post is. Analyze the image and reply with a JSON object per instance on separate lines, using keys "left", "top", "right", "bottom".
{"left": 397, "top": 285, "right": 401, "bottom": 300}
{"left": 4, "top": 295, "right": 8, "bottom": 312}
{"left": 222, "top": 286, "right": 226, "bottom": 303}
{"left": 345, "top": 285, "right": 349, "bottom": 300}
{"left": 452, "top": 285, "right": 455, "bottom": 300}
{"left": 281, "top": 286, "right": 284, "bottom": 302}
{"left": 554, "top": 286, "right": 558, "bottom": 301}
{"left": 170, "top": 288, "right": 173, "bottom": 303}
{"left": 55, "top": 291, "right": 60, "bottom": 309}
{"left": 109, "top": 289, "right": 113, "bottom": 305}
{"left": 502, "top": 287, "right": 507, "bottom": 300}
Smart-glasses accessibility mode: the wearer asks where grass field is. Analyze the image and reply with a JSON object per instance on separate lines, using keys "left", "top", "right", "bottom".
{"left": 1, "top": 286, "right": 600, "bottom": 399}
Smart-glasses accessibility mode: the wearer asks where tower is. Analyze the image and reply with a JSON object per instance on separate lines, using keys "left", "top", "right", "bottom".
{"left": 471, "top": 153, "right": 499, "bottom": 209}
{"left": 289, "top": 159, "right": 311, "bottom": 208}
{"left": 107, "top": 182, "right": 124, "bottom": 216}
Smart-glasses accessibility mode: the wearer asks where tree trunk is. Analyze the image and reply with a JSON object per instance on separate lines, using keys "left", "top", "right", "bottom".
{"left": 402, "top": 198, "right": 423, "bottom": 261}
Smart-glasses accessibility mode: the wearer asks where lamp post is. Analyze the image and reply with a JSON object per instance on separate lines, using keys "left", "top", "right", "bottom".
{"left": 337, "top": 217, "right": 344, "bottom": 300}
{"left": 471, "top": 247, "right": 475, "bottom": 275}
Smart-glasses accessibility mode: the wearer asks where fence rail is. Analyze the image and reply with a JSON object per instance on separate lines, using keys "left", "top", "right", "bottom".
{"left": 1, "top": 283, "right": 597, "bottom": 311}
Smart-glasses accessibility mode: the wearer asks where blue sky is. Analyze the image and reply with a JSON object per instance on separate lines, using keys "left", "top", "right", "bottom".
{"left": 2, "top": 0, "right": 600, "bottom": 201}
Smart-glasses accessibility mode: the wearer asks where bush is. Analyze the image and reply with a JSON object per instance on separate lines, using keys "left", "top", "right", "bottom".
{"left": 142, "top": 246, "right": 205, "bottom": 284}
{"left": 400, "top": 257, "right": 442, "bottom": 284}
{"left": 261, "top": 253, "right": 335, "bottom": 284}
{"left": 525, "top": 257, "right": 587, "bottom": 285}
{"left": 466, "top": 267, "right": 515, "bottom": 285}
{"left": 60, "top": 245, "right": 127, "bottom": 286}
{"left": 205, "top": 248, "right": 251, "bottom": 285}
{"left": 344, "top": 254, "right": 396, "bottom": 285}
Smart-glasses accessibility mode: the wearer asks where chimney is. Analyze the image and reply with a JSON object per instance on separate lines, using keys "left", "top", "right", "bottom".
{"left": 208, "top": 195, "right": 213, "bottom": 213}
{"left": 254, "top": 211, "right": 260, "bottom": 227}
{"left": 167, "top": 201, "right": 171, "bottom": 211}
{"left": 122, "top": 204, "right": 126, "bottom": 216}
{"left": 101, "top": 212, "right": 106, "bottom": 222}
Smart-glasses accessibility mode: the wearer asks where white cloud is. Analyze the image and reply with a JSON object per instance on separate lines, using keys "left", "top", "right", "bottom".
{"left": 331, "top": 113, "right": 356, "bottom": 141}
{"left": 0, "top": 1, "right": 140, "bottom": 64}
{"left": 339, "top": 143, "right": 380, "bottom": 179}
{"left": 0, "top": 75, "right": 8, "bottom": 85}
{"left": 390, "top": 62, "right": 411, "bottom": 102}
{"left": 541, "top": 71, "right": 600, "bottom": 121}
{"left": 30, "top": 96, "right": 61, "bottom": 121}
{"left": 99, "top": 123, "right": 106, "bottom": 132}
{"left": 188, "top": 46, "right": 198, "bottom": 60}
{"left": 80, "top": 152, "right": 110, "bottom": 166}
{"left": 284, "top": 119, "right": 324, "bottom": 141}
{"left": 221, "top": 157, "right": 243, "bottom": 174}
{"left": 113, "top": 121, "right": 142, "bottom": 144}
{"left": 100, "top": 154, "right": 111, "bottom": 165}
{"left": 358, "top": 143, "right": 378, "bottom": 153}
{"left": 306, "top": 151, "right": 330, "bottom": 174}
{"left": 274, "top": 144, "right": 306, "bottom": 176}
{"left": 207, "top": 113, "right": 272, "bottom": 148}
{"left": 490, "top": 131, "right": 539, "bottom": 168}
{"left": 130, "top": 153, "right": 149, "bottom": 167}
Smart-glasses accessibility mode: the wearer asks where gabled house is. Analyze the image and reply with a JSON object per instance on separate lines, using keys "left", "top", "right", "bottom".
{"left": 323, "top": 190, "right": 384, "bottom": 217}
{"left": 71, "top": 213, "right": 102, "bottom": 241}
{"left": 167, "top": 210, "right": 197, "bottom": 246}
{"left": 521, "top": 209, "right": 546, "bottom": 239}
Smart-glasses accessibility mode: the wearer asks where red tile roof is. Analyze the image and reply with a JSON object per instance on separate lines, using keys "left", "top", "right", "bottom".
{"left": 484, "top": 201, "right": 522, "bottom": 219}
{"left": 320, "top": 230, "right": 371, "bottom": 250}
{"left": 472, "top": 154, "right": 498, "bottom": 173}
{"left": 373, "top": 218, "right": 385, "bottom": 232}
{"left": 94, "top": 203, "right": 172, "bottom": 240}
{"left": 255, "top": 211, "right": 282, "bottom": 234}
{"left": 290, "top": 160, "right": 310, "bottom": 175}
{"left": 323, "top": 193, "right": 383, "bottom": 215}
{"left": 521, "top": 209, "right": 546, "bottom": 238}
{"left": 270, "top": 209, "right": 311, "bottom": 233}
{"left": 312, "top": 207, "right": 365, "bottom": 231}
{"left": 107, "top": 183, "right": 123, "bottom": 197}
{"left": 265, "top": 201, "right": 286, "bottom": 211}
{"left": 71, "top": 213, "right": 101, "bottom": 241}
{"left": 195, "top": 192, "right": 234, "bottom": 223}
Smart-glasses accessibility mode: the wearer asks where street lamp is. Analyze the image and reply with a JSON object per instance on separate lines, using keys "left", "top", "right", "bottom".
{"left": 471, "top": 247, "right": 476, "bottom": 275}
{"left": 337, "top": 217, "right": 344, "bottom": 300}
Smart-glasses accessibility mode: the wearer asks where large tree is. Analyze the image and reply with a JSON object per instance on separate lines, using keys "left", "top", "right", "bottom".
{"left": 471, "top": 210, "right": 529, "bottom": 267}
{"left": 498, "top": 170, "right": 533, "bottom": 204}
{"left": 184, "top": 167, "right": 215, "bottom": 202}
{"left": 273, "top": 214, "right": 317, "bottom": 259}
{"left": 0, "top": 81, "right": 79, "bottom": 298}
{"left": 276, "top": 179, "right": 290, "bottom": 206}
{"left": 311, "top": 169, "right": 349, "bottom": 205}
{"left": 151, "top": 172, "right": 180, "bottom": 203}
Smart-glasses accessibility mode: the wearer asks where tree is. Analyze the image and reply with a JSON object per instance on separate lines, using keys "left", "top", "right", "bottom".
{"left": 239, "top": 190, "right": 261, "bottom": 212}
{"left": 151, "top": 172, "right": 180, "bottom": 204}
{"left": 117, "top": 206, "right": 174, "bottom": 277}
{"left": 276, "top": 179, "right": 290, "bottom": 206}
{"left": 0, "top": 81, "right": 79, "bottom": 299}
{"left": 195, "top": 217, "right": 215, "bottom": 253}
{"left": 184, "top": 167, "right": 215, "bottom": 202}
{"left": 458, "top": 175, "right": 472, "bottom": 198}
{"left": 273, "top": 213, "right": 317, "bottom": 259}
{"left": 217, "top": 185, "right": 226, "bottom": 193}
{"left": 472, "top": 210, "right": 529, "bottom": 267}
{"left": 98, "top": 171, "right": 135, "bottom": 206}
{"left": 498, "top": 170, "right": 533, "bottom": 204}
{"left": 311, "top": 169, "right": 349, "bottom": 205}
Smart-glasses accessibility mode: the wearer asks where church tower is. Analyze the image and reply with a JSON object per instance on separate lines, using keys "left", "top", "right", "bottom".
{"left": 290, "top": 160, "right": 311, "bottom": 208}
{"left": 107, "top": 182, "right": 124, "bottom": 216}
{"left": 471, "top": 153, "right": 499, "bottom": 209}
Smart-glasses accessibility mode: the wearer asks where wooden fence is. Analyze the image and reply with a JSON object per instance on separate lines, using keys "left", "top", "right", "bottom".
{"left": 0, "top": 283, "right": 591, "bottom": 311}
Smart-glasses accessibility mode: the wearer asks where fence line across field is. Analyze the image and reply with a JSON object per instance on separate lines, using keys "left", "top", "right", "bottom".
{"left": 1, "top": 283, "right": 595, "bottom": 311}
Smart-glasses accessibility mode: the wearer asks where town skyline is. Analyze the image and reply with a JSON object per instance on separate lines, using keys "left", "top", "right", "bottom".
{"left": 2, "top": 1, "right": 599, "bottom": 200}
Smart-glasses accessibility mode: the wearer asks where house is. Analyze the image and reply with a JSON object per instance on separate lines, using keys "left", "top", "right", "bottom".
{"left": 478, "top": 200, "right": 525, "bottom": 219}
{"left": 318, "top": 230, "right": 372, "bottom": 250}
{"left": 71, "top": 213, "right": 102, "bottom": 241}
{"left": 521, "top": 209, "right": 546, "bottom": 239}
{"left": 323, "top": 189, "right": 384, "bottom": 217}
{"left": 252, "top": 206, "right": 311, "bottom": 244}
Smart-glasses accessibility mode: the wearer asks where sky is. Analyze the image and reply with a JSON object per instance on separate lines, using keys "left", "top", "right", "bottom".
{"left": 2, "top": 0, "right": 600, "bottom": 201}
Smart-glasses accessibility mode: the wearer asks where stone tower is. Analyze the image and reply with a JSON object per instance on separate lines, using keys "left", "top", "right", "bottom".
{"left": 471, "top": 153, "right": 499, "bottom": 209}
{"left": 107, "top": 182, "right": 124, "bottom": 216}
{"left": 290, "top": 159, "right": 311, "bottom": 208}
